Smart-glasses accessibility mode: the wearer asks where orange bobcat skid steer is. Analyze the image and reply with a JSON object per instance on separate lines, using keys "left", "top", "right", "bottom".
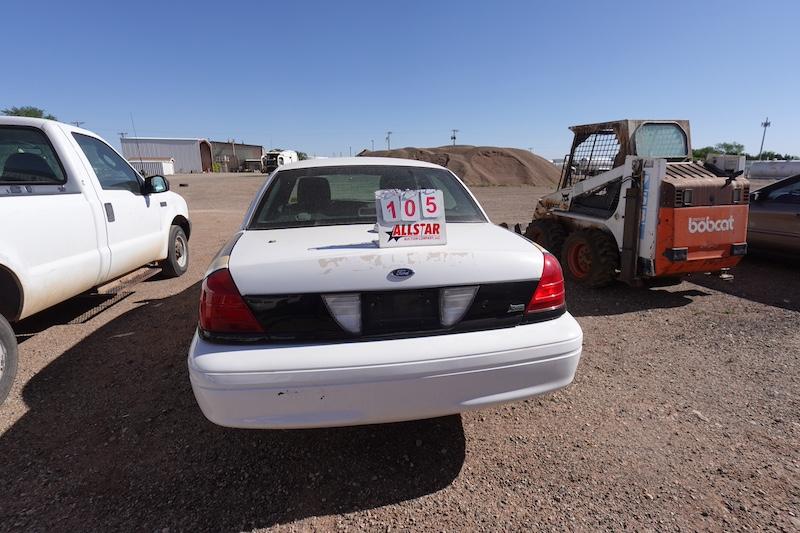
{"left": 526, "top": 120, "right": 749, "bottom": 287}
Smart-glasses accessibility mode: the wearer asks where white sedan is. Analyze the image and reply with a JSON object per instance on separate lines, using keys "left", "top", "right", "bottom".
{"left": 188, "top": 158, "right": 583, "bottom": 428}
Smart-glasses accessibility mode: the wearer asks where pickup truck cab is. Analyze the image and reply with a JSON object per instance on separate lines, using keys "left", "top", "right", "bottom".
{"left": 0, "top": 117, "right": 191, "bottom": 404}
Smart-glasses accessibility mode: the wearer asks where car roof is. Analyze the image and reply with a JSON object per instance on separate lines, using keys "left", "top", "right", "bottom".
{"left": 277, "top": 157, "right": 446, "bottom": 171}
{"left": 0, "top": 116, "right": 54, "bottom": 127}
{"left": 0, "top": 116, "right": 100, "bottom": 137}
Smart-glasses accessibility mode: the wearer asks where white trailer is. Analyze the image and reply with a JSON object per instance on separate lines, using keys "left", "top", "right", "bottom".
{"left": 747, "top": 160, "right": 800, "bottom": 180}
{"left": 128, "top": 157, "right": 175, "bottom": 176}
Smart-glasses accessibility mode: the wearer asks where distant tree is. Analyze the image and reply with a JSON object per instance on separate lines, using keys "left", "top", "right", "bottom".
{"left": 712, "top": 141, "right": 745, "bottom": 155}
{"left": 296, "top": 151, "right": 308, "bottom": 160}
{"left": 755, "top": 150, "right": 778, "bottom": 160}
{"left": 692, "top": 146, "right": 714, "bottom": 160}
{"left": 747, "top": 150, "right": 799, "bottom": 161}
{"left": 2, "top": 105, "right": 57, "bottom": 120}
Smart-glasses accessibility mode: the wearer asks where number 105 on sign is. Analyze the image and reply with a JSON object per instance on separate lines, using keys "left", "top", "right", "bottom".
{"left": 379, "top": 190, "right": 443, "bottom": 222}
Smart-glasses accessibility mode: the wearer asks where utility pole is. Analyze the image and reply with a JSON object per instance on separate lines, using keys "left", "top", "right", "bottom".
{"left": 230, "top": 138, "right": 237, "bottom": 170}
{"left": 72, "top": 121, "right": 85, "bottom": 127}
{"left": 386, "top": 131, "right": 392, "bottom": 150}
{"left": 118, "top": 132, "right": 128, "bottom": 139}
{"left": 451, "top": 129, "right": 459, "bottom": 146}
{"left": 349, "top": 146, "right": 352, "bottom": 157}
{"left": 371, "top": 139, "right": 374, "bottom": 151}
{"left": 758, "top": 117, "right": 771, "bottom": 160}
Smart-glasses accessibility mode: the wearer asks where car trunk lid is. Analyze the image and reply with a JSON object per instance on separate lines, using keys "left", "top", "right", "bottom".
{"left": 228, "top": 223, "right": 543, "bottom": 295}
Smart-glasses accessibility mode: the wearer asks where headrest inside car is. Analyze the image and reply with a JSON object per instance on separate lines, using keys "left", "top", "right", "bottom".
{"left": 379, "top": 174, "right": 417, "bottom": 191}
{"left": 297, "top": 177, "right": 331, "bottom": 210}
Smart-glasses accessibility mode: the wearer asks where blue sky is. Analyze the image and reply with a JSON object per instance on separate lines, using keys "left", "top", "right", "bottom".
{"left": 5, "top": 0, "right": 797, "bottom": 158}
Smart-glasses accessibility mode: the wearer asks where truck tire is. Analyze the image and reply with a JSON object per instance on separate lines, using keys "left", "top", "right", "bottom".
{"left": 561, "top": 229, "right": 619, "bottom": 288}
{"left": 525, "top": 219, "right": 568, "bottom": 256}
{"left": 159, "top": 225, "right": 189, "bottom": 278}
{"left": 0, "top": 314, "right": 18, "bottom": 405}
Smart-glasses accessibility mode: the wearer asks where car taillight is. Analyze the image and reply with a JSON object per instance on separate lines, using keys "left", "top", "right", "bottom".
{"left": 199, "top": 268, "right": 263, "bottom": 334}
{"left": 526, "top": 253, "right": 565, "bottom": 313}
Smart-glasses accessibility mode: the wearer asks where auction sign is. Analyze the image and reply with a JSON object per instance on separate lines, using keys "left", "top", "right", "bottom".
{"left": 375, "top": 189, "right": 447, "bottom": 247}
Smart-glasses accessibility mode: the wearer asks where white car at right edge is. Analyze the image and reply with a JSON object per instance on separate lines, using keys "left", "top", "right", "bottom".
{"left": 188, "top": 157, "right": 583, "bottom": 429}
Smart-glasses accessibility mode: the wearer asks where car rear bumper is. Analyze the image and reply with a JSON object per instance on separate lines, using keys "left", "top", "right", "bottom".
{"left": 187, "top": 313, "right": 583, "bottom": 429}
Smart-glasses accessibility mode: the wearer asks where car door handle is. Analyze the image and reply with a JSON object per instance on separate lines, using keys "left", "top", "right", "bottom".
{"left": 104, "top": 202, "right": 115, "bottom": 222}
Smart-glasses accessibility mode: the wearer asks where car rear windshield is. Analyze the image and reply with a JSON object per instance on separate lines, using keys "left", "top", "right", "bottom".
{"left": 248, "top": 165, "right": 486, "bottom": 229}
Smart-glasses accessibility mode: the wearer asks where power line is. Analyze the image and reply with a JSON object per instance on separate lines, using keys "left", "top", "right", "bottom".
{"left": 451, "top": 129, "right": 459, "bottom": 146}
{"left": 386, "top": 131, "right": 392, "bottom": 150}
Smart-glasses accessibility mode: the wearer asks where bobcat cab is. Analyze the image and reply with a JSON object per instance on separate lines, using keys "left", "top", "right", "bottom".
{"left": 526, "top": 120, "right": 750, "bottom": 287}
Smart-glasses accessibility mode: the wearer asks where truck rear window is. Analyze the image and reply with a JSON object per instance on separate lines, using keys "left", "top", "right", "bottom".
{"left": 0, "top": 126, "right": 66, "bottom": 185}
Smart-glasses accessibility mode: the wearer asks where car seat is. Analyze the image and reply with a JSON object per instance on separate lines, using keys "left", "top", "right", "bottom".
{"left": 1, "top": 153, "right": 57, "bottom": 182}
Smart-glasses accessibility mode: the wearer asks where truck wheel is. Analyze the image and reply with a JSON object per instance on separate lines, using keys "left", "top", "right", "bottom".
{"left": 0, "top": 314, "right": 18, "bottom": 405}
{"left": 561, "top": 229, "right": 619, "bottom": 288}
{"left": 160, "top": 225, "right": 189, "bottom": 278}
{"left": 525, "top": 219, "right": 567, "bottom": 256}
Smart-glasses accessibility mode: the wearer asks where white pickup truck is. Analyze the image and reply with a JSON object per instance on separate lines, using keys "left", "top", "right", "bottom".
{"left": 0, "top": 117, "right": 191, "bottom": 404}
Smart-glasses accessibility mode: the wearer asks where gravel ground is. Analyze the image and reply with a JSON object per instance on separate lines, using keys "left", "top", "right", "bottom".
{"left": 1, "top": 174, "right": 798, "bottom": 532}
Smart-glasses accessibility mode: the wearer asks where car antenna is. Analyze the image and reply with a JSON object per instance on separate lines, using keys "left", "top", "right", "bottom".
{"left": 129, "top": 112, "right": 145, "bottom": 176}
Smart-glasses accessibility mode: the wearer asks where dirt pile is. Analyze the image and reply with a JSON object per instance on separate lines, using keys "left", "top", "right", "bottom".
{"left": 359, "top": 145, "right": 560, "bottom": 186}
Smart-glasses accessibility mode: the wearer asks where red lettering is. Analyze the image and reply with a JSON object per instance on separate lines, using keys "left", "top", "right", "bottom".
{"left": 433, "top": 223, "right": 440, "bottom": 234}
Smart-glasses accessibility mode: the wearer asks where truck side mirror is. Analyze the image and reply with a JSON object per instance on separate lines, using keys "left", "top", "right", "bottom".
{"left": 145, "top": 175, "right": 170, "bottom": 194}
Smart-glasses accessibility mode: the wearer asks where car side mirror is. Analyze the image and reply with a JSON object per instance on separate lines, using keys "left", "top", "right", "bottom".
{"left": 145, "top": 175, "right": 169, "bottom": 194}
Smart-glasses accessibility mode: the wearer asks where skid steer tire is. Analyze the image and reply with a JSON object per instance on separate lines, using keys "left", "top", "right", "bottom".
{"left": 561, "top": 229, "right": 619, "bottom": 288}
{"left": 525, "top": 219, "right": 568, "bottom": 257}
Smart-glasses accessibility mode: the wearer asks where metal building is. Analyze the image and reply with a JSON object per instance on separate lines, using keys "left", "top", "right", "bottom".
{"left": 121, "top": 137, "right": 212, "bottom": 173}
{"left": 210, "top": 140, "right": 264, "bottom": 172}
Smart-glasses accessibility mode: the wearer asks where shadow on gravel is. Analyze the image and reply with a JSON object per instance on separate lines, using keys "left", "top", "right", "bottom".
{"left": 566, "top": 281, "right": 711, "bottom": 317}
{"left": 14, "top": 293, "right": 125, "bottom": 342}
{"left": 1, "top": 282, "right": 466, "bottom": 531}
{"left": 685, "top": 254, "right": 800, "bottom": 312}
{"left": 15, "top": 267, "right": 162, "bottom": 343}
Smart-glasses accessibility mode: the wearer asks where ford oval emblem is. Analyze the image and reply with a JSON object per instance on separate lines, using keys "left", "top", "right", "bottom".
{"left": 389, "top": 268, "right": 415, "bottom": 280}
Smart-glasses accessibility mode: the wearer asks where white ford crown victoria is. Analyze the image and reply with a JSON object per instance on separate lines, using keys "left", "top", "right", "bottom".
{"left": 188, "top": 158, "right": 582, "bottom": 428}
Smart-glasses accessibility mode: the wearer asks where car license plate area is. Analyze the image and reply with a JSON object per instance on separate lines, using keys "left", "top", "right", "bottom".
{"left": 362, "top": 289, "right": 440, "bottom": 335}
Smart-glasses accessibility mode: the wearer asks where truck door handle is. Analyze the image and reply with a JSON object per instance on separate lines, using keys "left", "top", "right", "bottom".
{"left": 104, "top": 202, "right": 115, "bottom": 222}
